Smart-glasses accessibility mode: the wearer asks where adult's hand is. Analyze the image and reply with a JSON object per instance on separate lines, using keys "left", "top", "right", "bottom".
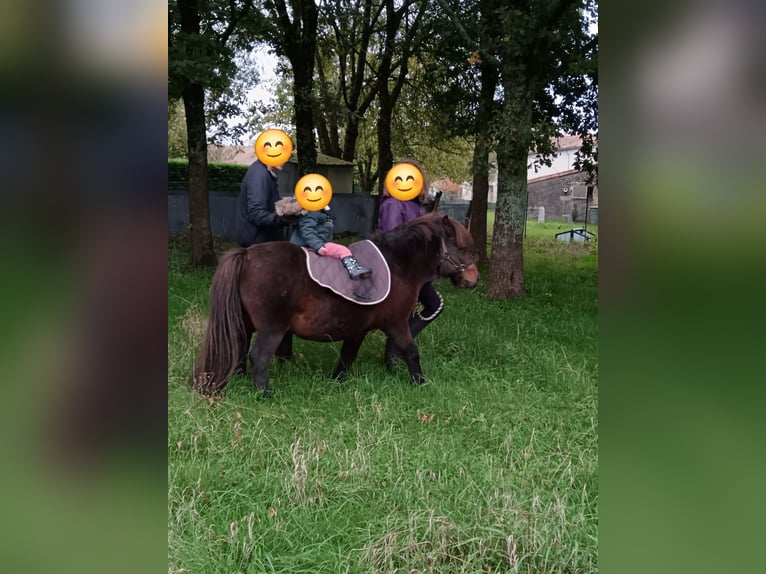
{"left": 279, "top": 214, "right": 300, "bottom": 225}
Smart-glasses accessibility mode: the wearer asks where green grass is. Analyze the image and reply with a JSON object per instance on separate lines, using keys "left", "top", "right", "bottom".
{"left": 168, "top": 234, "right": 598, "bottom": 573}
{"left": 486, "top": 208, "right": 598, "bottom": 241}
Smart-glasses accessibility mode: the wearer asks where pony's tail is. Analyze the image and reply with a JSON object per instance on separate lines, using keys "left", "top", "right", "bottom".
{"left": 193, "top": 248, "right": 248, "bottom": 395}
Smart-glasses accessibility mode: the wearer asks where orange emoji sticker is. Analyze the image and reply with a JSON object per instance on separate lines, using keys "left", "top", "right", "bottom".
{"left": 295, "top": 174, "right": 332, "bottom": 211}
{"left": 254, "top": 129, "right": 294, "bottom": 167}
{"left": 385, "top": 162, "right": 424, "bottom": 201}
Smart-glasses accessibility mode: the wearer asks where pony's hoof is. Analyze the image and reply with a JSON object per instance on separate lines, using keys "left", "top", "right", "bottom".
{"left": 384, "top": 353, "right": 402, "bottom": 370}
{"left": 384, "top": 340, "right": 402, "bottom": 369}
{"left": 255, "top": 388, "right": 272, "bottom": 399}
{"left": 331, "top": 369, "right": 347, "bottom": 382}
{"left": 410, "top": 373, "right": 426, "bottom": 385}
{"left": 233, "top": 364, "right": 247, "bottom": 376}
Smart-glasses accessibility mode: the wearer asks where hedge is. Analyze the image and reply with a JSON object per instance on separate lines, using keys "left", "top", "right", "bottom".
{"left": 169, "top": 159, "right": 249, "bottom": 193}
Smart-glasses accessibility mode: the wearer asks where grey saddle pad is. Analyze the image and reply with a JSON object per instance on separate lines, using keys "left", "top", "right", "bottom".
{"left": 302, "top": 240, "right": 391, "bottom": 305}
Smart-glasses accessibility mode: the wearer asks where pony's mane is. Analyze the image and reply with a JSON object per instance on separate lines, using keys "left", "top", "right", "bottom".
{"left": 372, "top": 211, "right": 473, "bottom": 255}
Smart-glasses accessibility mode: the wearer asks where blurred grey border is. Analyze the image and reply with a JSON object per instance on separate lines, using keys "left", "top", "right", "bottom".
{"left": 2, "top": 0, "right": 764, "bottom": 572}
{"left": 602, "top": 2, "right": 766, "bottom": 574}
{"left": 0, "top": 1, "right": 167, "bottom": 573}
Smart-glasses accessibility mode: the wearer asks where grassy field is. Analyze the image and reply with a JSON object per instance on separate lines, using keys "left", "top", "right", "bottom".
{"left": 168, "top": 226, "right": 598, "bottom": 573}
{"left": 486, "top": 209, "right": 598, "bottom": 241}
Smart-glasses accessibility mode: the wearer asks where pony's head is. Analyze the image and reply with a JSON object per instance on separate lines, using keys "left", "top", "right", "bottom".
{"left": 414, "top": 212, "right": 480, "bottom": 288}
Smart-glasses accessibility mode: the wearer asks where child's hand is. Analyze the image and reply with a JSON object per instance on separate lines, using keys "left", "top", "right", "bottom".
{"left": 317, "top": 246, "right": 328, "bottom": 256}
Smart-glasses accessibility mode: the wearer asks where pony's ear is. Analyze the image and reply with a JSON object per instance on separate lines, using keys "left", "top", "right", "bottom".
{"left": 441, "top": 214, "right": 456, "bottom": 237}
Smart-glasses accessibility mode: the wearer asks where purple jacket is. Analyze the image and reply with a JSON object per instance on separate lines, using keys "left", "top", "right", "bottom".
{"left": 378, "top": 197, "right": 425, "bottom": 232}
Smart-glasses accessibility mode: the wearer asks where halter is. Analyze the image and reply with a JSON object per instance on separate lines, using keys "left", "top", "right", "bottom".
{"left": 440, "top": 238, "right": 467, "bottom": 272}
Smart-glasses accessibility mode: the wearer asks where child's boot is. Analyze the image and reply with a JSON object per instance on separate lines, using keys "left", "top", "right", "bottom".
{"left": 341, "top": 256, "right": 372, "bottom": 280}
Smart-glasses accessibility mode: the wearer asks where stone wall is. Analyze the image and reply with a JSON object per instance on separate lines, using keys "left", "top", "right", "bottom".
{"left": 526, "top": 172, "right": 598, "bottom": 222}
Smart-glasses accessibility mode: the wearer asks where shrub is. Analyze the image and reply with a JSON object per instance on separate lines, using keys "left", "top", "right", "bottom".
{"left": 168, "top": 159, "right": 249, "bottom": 193}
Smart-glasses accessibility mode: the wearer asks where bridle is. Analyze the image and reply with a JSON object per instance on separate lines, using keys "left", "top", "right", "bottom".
{"left": 439, "top": 238, "right": 468, "bottom": 272}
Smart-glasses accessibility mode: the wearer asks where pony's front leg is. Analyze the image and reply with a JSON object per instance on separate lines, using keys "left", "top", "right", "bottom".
{"left": 387, "top": 330, "right": 425, "bottom": 384}
{"left": 331, "top": 333, "right": 368, "bottom": 381}
{"left": 249, "top": 331, "right": 286, "bottom": 398}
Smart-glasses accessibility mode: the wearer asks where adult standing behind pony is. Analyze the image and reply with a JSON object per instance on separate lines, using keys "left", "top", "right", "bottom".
{"left": 234, "top": 129, "right": 297, "bottom": 361}
{"left": 235, "top": 129, "right": 296, "bottom": 247}
{"left": 378, "top": 159, "right": 443, "bottom": 367}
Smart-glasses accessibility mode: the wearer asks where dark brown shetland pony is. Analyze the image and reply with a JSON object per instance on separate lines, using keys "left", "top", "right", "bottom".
{"left": 193, "top": 212, "right": 479, "bottom": 398}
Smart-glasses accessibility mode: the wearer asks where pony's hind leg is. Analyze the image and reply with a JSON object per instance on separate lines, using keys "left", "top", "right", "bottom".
{"left": 249, "top": 331, "right": 287, "bottom": 398}
{"left": 331, "top": 334, "right": 368, "bottom": 381}
{"left": 274, "top": 332, "right": 293, "bottom": 361}
{"left": 234, "top": 327, "right": 254, "bottom": 376}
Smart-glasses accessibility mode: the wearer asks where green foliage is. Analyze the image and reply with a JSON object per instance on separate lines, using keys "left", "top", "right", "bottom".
{"left": 168, "top": 234, "right": 598, "bottom": 573}
{"left": 390, "top": 54, "right": 476, "bottom": 182}
{"left": 168, "top": 1, "right": 262, "bottom": 99}
{"left": 247, "top": 51, "right": 295, "bottom": 135}
{"left": 169, "top": 1, "right": 268, "bottom": 145}
{"left": 168, "top": 99, "right": 188, "bottom": 159}
{"left": 402, "top": 136, "right": 474, "bottom": 183}
{"left": 169, "top": 159, "right": 248, "bottom": 192}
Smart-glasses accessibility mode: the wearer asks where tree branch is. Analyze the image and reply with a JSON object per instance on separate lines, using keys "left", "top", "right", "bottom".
{"left": 219, "top": 0, "right": 253, "bottom": 45}
{"left": 434, "top": 0, "right": 501, "bottom": 69}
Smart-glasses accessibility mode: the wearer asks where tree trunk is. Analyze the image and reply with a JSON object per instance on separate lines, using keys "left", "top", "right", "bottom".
{"left": 292, "top": 56, "right": 317, "bottom": 175}
{"left": 275, "top": 0, "right": 318, "bottom": 176}
{"left": 469, "top": 154, "right": 489, "bottom": 262}
{"left": 486, "top": 187, "right": 526, "bottom": 299}
{"left": 357, "top": 148, "right": 377, "bottom": 193}
{"left": 183, "top": 82, "right": 217, "bottom": 268}
{"left": 314, "top": 55, "right": 341, "bottom": 157}
{"left": 486, "top": 85, "right": 531, "bottom": 299}
{"left": 374, "top": 0, "right": 414, "bottom": 195}
{"left": 342, "top": 115, "right": 360, "bottom": 163}
{"left": 468, "top": 58, "right": 498, "bottom": 265}
{"left": 315, "top": 108, "right": 333, "bottom": 156}
{"left": 376, "top": 92, "right": 394, "bottom": 195}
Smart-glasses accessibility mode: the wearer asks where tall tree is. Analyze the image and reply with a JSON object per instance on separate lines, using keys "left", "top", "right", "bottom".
{"left": 427, "top": 0, "right": 502, "bottom": 263}
{"left": 309, "top": 0, "right": 428, "bottom": 194}
{"left": 487, "top": 0, "right": 596, "bottom": 299}
{"left": 262, "top": 0, "right": 319, "bottom": 175}
{"left": 317, "top": 0, "right": 384, "bottom": 163}
{"left": 169, "top": 0, "right": 258, "bottom": 267}
{"left": 437, "top": 0, "right": 597, "bottom": 298}
{"left": 467, "top": 53, "right": 498, "bottom": 264}
{"left": 383, "top": 49, "right": 475, "bottom": 184}
{"left": 313, "top": 49, "right": 343, "bottom": 158}
{"left": 375, "top": 0, "right": 427, "bottom": 193}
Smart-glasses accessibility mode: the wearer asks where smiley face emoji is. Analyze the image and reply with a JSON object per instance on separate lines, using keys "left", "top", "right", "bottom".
{"left": 254, "top": 129, "right": 294, "bottom": 167}
{"left": 385, "top": 162, "right": 424, "bottom": 201}
{"left": 294, "top": 173, "right": 333, "bottom": 211}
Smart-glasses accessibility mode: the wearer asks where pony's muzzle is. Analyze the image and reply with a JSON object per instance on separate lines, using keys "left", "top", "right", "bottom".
{"left": 453, "top": 264, "right": 479, "bottom": 288}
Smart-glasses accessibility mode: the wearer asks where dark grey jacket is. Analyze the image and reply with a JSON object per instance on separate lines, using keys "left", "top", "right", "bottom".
{"left": 289, "top": 208, "right": 334, "bottom": 252}
{"left": 235, "top": 161, "right": 284, "bottom": 246}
